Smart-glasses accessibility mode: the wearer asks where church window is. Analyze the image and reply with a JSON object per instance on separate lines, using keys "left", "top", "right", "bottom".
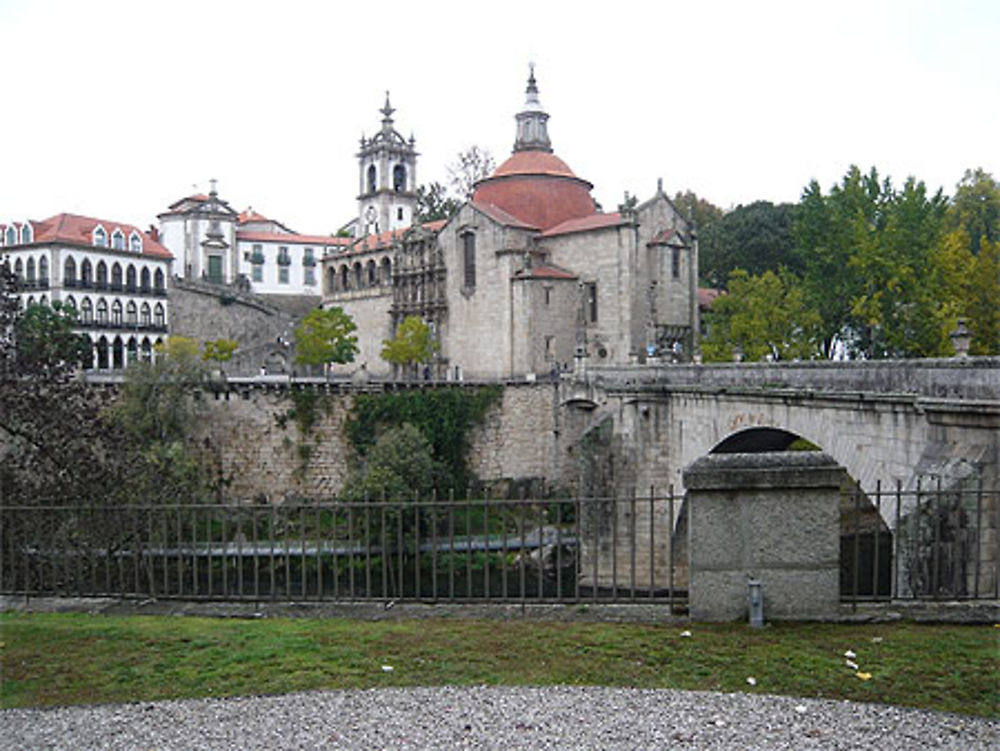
{"left": 126, "top": 301, "right": 137, "bottom": 325}
{"left": 154, "top": 303, "right": 165, "bottom": 328}
{"left": 671, "top": 247, "right": 680, "bottom": 279}
{"left": 39, "top": 257, "right": 49, "bottom": 285}
{"left": 5, "top": 226, "right": 16, "bottom": 246}
{"left": 64, "top": 257, "right": 77, "bottom": 286}
{"left": 393, "top": 164, "right": 406, "bottom": 192}
{"left": 586, "top": 282, "right": 598, "bottom": 323}
{"left": 96, "top": 261, "right": 108, "bottom": 288}
{"left": 96, "top": 298, "right": 108, "bottom": 325}
{"left": 367, "top": 164, "right": 377, "bottom": 194}
{"left": 111, "top": 300, "right": 122, "bottom": 326}
{"left": 462, "top": 232, "right": 476, "bottom": 289}
{"left": 80, "top": 259, "right": 92, "bottom": 287}
{"left": 26, "top": 257, "right": 36, "bottom": 284}
{"left": 127, "top": 337, "right": 138, "bottom": 364}
{"left": 544, "top": 287, "right": 552, "bottom": 306}
{"left": 112, "top": 337, "right": 124, "bottom": 369}
{"left": 111, "top": 229, "right": 125, "bottom": 250}
{"left": 140, "top": 267, "right": 151, "bottom": 292}
{"left": 154, "top": 268, "right": 165, "bottom": 292}
{"left": 21, "top": 223, "right": 32, "bottom": 244}
{"left": 126, "top": 264, "right": 137, "bottom": 292}
{"left": 93, "top": 226, "right": 107, "bottom": 247}
{"left": 140, "top": 302, "right": 151, "bottom": 327}
{"left": 81, "top": 298, "right": 93, "bottom": 324}
{"left": 111, "top": 263, "right": 123, "bottom": 290}
{"left": 96, "top": 336, "right": 109, "bottom": 369}
{"left": 278, "top": 266, "right": 289, "bottom": 284}
{"left": 129, "top": 232, "right": 142, "bottom": 253}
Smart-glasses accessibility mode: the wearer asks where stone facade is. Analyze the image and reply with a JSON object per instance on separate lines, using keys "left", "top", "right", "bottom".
{"left": 683, "top": 452, "right": 845, "bottom": 621}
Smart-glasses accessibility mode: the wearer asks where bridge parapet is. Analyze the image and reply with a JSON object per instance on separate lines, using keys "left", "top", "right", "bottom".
{"left": 582, "top": 357, "right": 1000, "bottom": 401}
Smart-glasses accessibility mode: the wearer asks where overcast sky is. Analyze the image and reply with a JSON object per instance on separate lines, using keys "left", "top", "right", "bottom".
{"left": 2, "top": 0, "right": 997, "bottom": 235}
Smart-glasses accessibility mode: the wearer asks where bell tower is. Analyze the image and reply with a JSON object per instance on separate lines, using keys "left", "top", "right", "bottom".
{"left": 356, "top": 92, "right": 418, "bottom": 237}
{"left": 513, "top": 64, "right": 552, "bottom": 153}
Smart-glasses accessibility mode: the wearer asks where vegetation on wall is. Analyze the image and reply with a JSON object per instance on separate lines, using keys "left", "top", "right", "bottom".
{"left": 344, "top": 386, "right": 502, "bottom": 495}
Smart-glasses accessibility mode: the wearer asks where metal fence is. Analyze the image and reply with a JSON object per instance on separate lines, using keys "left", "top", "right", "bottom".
{"left": 0, "top": 493, "right": 687, "bottom": 608}
{"left": 2, "top": 481, "right": 996, "bottom": 607}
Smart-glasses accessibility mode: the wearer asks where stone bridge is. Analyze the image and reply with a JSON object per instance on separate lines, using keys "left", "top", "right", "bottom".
{"left": 560, "top": 357, "right": 1000, "bottom": 496}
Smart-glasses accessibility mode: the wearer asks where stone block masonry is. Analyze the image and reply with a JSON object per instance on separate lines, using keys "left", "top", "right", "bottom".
{"left": 191, "top": 382, "right": 562, "bottom": 503}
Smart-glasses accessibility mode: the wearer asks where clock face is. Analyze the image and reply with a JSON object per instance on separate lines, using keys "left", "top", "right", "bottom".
{"left": 365, "top": 205, "right": 377, "bottom": 223}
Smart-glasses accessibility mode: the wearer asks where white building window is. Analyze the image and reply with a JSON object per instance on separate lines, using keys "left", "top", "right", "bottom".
{"left": 129, "top": 232, "right": 142, "bottom": 253}
{"left": 111, "top": 229, "right": 125, "bottom": 250}
{"left": 93, "top": 225, "right": 108, "bottom": 247}
{"left": 5, "top": 226, "right": 16, "bottom": 246}
{"left": 278, "top": 266, "right": 289, "bottom": 284}
{"left": 20, "top": 223, "right": 32, "bottom": 244}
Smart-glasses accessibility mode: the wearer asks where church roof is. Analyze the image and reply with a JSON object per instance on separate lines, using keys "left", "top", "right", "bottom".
{"left": 541, "top": 212, "right": 626, "bottom": 237}
{"left": 492, "top": 150, "right": 580, "bottom": 180}
{"left": 514, "top": 263, "right": 578, "bottom": 280}
{"left": 471, "top": 202, "right": 538, "bottom": 229}
{"left": 22, "top": 213, "right": 173, "bottom": 259}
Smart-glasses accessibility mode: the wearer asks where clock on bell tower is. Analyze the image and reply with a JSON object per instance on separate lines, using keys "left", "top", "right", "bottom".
{"left": 356, "top": 92, "right": 418, "bottom": 238}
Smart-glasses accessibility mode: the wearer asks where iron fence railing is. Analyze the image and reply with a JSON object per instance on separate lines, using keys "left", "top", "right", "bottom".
{"left": 2, "top": 481, "right": 995, "bottom": 607}
{"left": 0, "top": 494, "right": 687, "bottom": 608}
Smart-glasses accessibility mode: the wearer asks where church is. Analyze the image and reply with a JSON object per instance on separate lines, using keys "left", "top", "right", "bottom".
{"left": 322, "top": 67, "right": 700, "bottom": 380}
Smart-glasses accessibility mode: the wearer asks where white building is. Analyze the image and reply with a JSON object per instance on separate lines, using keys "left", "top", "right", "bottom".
{"left": 1, "top": 213, "right": 172, "bottom": 368}
{"left": 158, "top": 181, "right": 348, "bottom": 296}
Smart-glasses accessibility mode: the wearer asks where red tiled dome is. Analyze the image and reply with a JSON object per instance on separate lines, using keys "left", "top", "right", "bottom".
{"left": 472, "top": 150, "right": 596, "bottom": 231}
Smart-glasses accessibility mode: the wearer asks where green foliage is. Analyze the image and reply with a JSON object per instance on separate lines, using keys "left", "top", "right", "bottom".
{"left": 949, "top": 167, "right": 1000, "bottom": 255}
{"left": 344, "top": 386, "right": 502, "bottom": 495}
{"left": 13, "top": 301, "right": 92, "bottom": 374}
{"left": 202, "top": 338, "right": 238, "bottom": 363}
{"left": 699, "top": 201, "right": 799, "bottom": 287}
{"left": 964, "top": 237, "right": 1000, "bottom": 354}
{"left": 342, "top": 422, "right": 442, "bottom": 501}
{"left": 671, "top": 189, "right": 725, "bottom": 234}
{"left": 415, "top": 181, "right": 462, "bottom": 222}
{"left": 381, "top": 315, "right": 438, "bottom": 375}
{"left": 294, "top": 307, "right": 359, "bottom": 366}
{"left": 701, "top": 269, "right": 822, "bottom": 362}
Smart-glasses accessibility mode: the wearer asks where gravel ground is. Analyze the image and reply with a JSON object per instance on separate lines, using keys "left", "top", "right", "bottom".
{"left": 3, "top": 686, "right": 996, "bottom": 750}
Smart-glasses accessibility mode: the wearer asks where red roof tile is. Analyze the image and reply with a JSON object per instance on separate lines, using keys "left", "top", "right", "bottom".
{"left": 514, "top": 263, "right": 578, "bottom": 280}
{"left": 471, "top": 202, "right": 538, "bottom": 229}
{"left": 541, "top": 212, "right": 625, "bottom": 237}
{"left": 21, "top": 213, "right": 172, "bottom": 259}
{"left": 238, "top": 208, "right": 271, "bottom": 224}
{"left": 343, "top": 220, "right": 447, "bottom": 255}
{"left": 698, "top": 287, "right": 723, "bottom": 309}
{"left": 492, "top": 150, "right": 581, "bottom": 179}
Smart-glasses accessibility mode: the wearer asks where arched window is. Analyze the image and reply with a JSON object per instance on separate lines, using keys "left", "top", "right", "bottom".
{"left": 80, "top": 259, "right": 93, "bottom": 287}
{"left": 129, "top": 232, "right": 142, "bottom": 253}
{"left": 367, "top": 164, "right": 377, "bottom": 194}
{"left": 126, "top": 301, "right": 137, "bottom": 326}
{"left": 354, "top": 262, "right": 363, "bottom": 289}
{"left": 140, "top": 267, "right": 150, "bottom": 292}
{"left": 26, "top": 257, "right": 36, "bottom": 283}
{"left": 127, "top": 337, "right": 139, "bottom": 364}
{"left": 81, "top": 298, "right": 93, "bottom": 324}
{"left": 111, "top": 263, "right": 122, "bottom": 290}
{"left": 5, "top": 226, "right": 16, "bottom": 246}
{"left": 111, "top": 299, "right": 122, "bottom": 326}
{"left": 327, "top": 266, "right": 337, "bottom": 293}
{"left": 154, "top": 268, "right": 165, "bottom": 292}
{"left": 38, "top": 256, "right": 48, "bottom": 285}
{"left": 20, "top": 223, "right": 32, "bottom": 244}
{"left": 462, "top": 232, "right": 476, "bottom": 289}
{"left": 112, "top": 336, "right": 124, "bottom": 369}
{"left": 154, "top": 303, "right": 165, "bottom": 328}
{"left": 14, "top": 258, "right": 22, "bottom": 279}
{"left": 64, "top": 256, "right": 77, "bottom": 286}
{"left": 141, "top": 338, "right": 153, "bottom": 362}
{"left": 96, "top": 336, "right": 109, "bottom": 369}
{"left": 111, "top": 229, "right": 125, "bottom": 250}
{"left": 367, "top": 260, "right": 377, "bottom": 286}
{"left": 93, "top": 225, "right": 107, "bottom": 247}
{"left": 393, "top": 164, "right": 406, "bottom": 192}
{"left": 64, "top": 295, "right": 77, "bottom": 311}
{"left": 39, "top": 295, "right": 48, "bottom": 307}
{"left": 26, "top": 296, "right": 35, "bottom": 307}
{"left": 96, "top": 261, "right": 108, "bottom": 288}
{"left": 126, "top": 265, "right": 136, "bottom": 292}
{"left": 140, "top": 302, "right": 151, "bottom": 327}
{"left": 381, "top": 257, "right": 392, "bottom": 284}
{"left": 340, "top": 265, "right": 350, "bottom": 290}
{"left": 96, "top": 299, "right": 108, "bottom": 325}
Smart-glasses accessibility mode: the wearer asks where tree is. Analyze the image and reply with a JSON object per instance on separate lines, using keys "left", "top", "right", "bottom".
{"left": 672, "top": 189, "right": 725, "bottom": 234}
{"left": 965, "top": 237, "right": 1000, "bottom": 354}
{"left": 415, "top": 181, "right": 462, "bottom": 222}
{"left": 202, "top": 338, "right": 238, "bottom": 364}
{"left": 13, "top": 301, "right": 92, "bottom": 374}
{"left": 343, "top": 422, "right": 441, "bottom": 502}
{"left": 701, "top": 269, "right": 822, "bottom": 362}
{"left": 381, "top": 315, "right": 437, "bottom": 378}
{"left": 293, "top": 307, "right": 359, "bottom": 367}
{"left": 950, "top": 168, "right": 1000, "bottom": 255}
{"left": 447, "top": 145, "right": 496, "bottom": 200}
{"left": 699, "top": 201, "right": 799, "bottom": 287}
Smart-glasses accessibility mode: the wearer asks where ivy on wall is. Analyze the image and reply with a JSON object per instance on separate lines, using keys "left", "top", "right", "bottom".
{"left": 344, "top": 386, "right": 502, "bottom": 495}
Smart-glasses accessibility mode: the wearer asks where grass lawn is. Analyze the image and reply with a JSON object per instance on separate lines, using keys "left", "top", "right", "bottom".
{"left": 1, "top": 612, "right": 997, "bottom": 717}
